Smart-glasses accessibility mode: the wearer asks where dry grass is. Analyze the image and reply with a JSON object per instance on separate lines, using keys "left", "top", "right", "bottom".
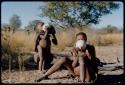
{"left": 1, "top": 30, "right": 37, "bottom": 76}
{"left": 2, "top": 31, "right": 36, "bottom": 53}
{"left": 53, "top": 28, "right": 123, "bottom": 51}
{"left": 1, "top": 28, "right": 123, "bottom": 53}
{"left": 87, "top": 33, "right": 123, "bottom": 46}
{"left": 10, "top": 31, "right": 36, "bottom": 52}
{"left": 52, "top": 28, "right": 80, "bottom": 51}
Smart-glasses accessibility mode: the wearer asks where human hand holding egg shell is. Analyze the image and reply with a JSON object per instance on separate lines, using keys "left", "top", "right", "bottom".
{"left": 75, "top": 40, "right": 86, "bottom": 51}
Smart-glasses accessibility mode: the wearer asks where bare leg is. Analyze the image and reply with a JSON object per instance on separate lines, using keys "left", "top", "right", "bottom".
{"left": 35, "top": 57, "right": 66, "bottom": 82}
{"left": 64, "top": 59, "right": 76, "bottom": 77}
{"left": 37, "top": 45, "right": 44, "bottom": 72}
{"left": 35, "top": 57, "right": 75, "bottom": 82}
{"left": 79, "top": 57, "right": 94, "bottom": 82}
{"left": 85, "top": 65, "right": 91, "bottom": 82}
{"left": 86, "top": 63, "right": 96, "bottom": 81}
{"left": 79, "top": 56, "right": 86, "bottom": 82}
{"left": 42, "top": 60, "right": 46, "bottom": 73}
{"left": 34, "top": 53, "right": 39, "bottom": 64}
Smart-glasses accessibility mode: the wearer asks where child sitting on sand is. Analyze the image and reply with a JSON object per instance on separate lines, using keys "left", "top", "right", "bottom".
{"left": 71, "top": 33, "right": 98, "bottom": 82}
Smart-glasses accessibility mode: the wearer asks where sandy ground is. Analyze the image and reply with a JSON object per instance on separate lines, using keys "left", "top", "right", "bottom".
{"left": 1, "top": 45, "right": 124, "bottom": 84}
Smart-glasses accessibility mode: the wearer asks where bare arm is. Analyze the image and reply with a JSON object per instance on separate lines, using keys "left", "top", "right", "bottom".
{"left": 72, "top": 53, "right": 78, "bottom": 67}
{"left": 71, "top": 48, "right": 79, "bottom": 67}
{"left": 51, "top": 34, "right": 58, "bottom": 45}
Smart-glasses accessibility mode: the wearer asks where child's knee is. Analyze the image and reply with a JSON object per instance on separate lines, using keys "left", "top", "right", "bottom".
{"left": 79, "top": 56, "right": 89, "bottom": 65}
{"left": 79, "top": 56, "right": 85, "bottom": 61}
{"left": 79, "top": 61, "right": 85, "bottom": 66}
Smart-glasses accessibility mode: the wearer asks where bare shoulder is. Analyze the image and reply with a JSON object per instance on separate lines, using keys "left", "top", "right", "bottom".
{"left": 86, "top": 44, "right": 95, "bottom": 49}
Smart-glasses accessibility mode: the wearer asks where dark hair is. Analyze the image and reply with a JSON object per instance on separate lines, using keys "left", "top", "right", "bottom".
{"left": 48, "top": 25, "right": 56, "bottom": 34}
{"left": 76, "top": 32, "right": 87, "bottom": 41}
{"left": 34, "top": 33, "right": 42, "bottom": 52}
{"left": 34, "top": 21, "right": 44, "bottom": 31}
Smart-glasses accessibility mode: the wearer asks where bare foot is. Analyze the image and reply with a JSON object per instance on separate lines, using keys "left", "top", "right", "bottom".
{"left": 84, "top": 80, "right": 94, "bottom": 84}
{"left": 37, "top": 70, "right": 44, "bottom": 74}
{"left": 35, "top": 76, "right": 48, "bottom": 82}
{"left": 42, "top": 69, "right": 47, "bottom": 74}
{"left": 38, "top": 70, "right": 42, "bottom": 73}
{"left": 85, "top": 77, "right": 91, "bottom": 83}
{"left": 66, "top": 73, "right": 75, "bottom": 78}
{"left": 37, "top": 70, "right": 47, "bottom": 74}
{"left": 80, "top": 80, "right": 85, "bottom": 83}
{"left": 75, "top": 76, "right": 80, "bottom": 82}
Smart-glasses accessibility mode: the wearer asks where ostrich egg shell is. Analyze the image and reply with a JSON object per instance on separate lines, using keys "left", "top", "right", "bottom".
{"left": 75, "top": 40, "right": 86, "bottom": 49}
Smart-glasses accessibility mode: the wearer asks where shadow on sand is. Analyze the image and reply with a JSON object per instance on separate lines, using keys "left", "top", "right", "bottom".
{"left": 95, "top": 74, "right": 124, "bottom": 84}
